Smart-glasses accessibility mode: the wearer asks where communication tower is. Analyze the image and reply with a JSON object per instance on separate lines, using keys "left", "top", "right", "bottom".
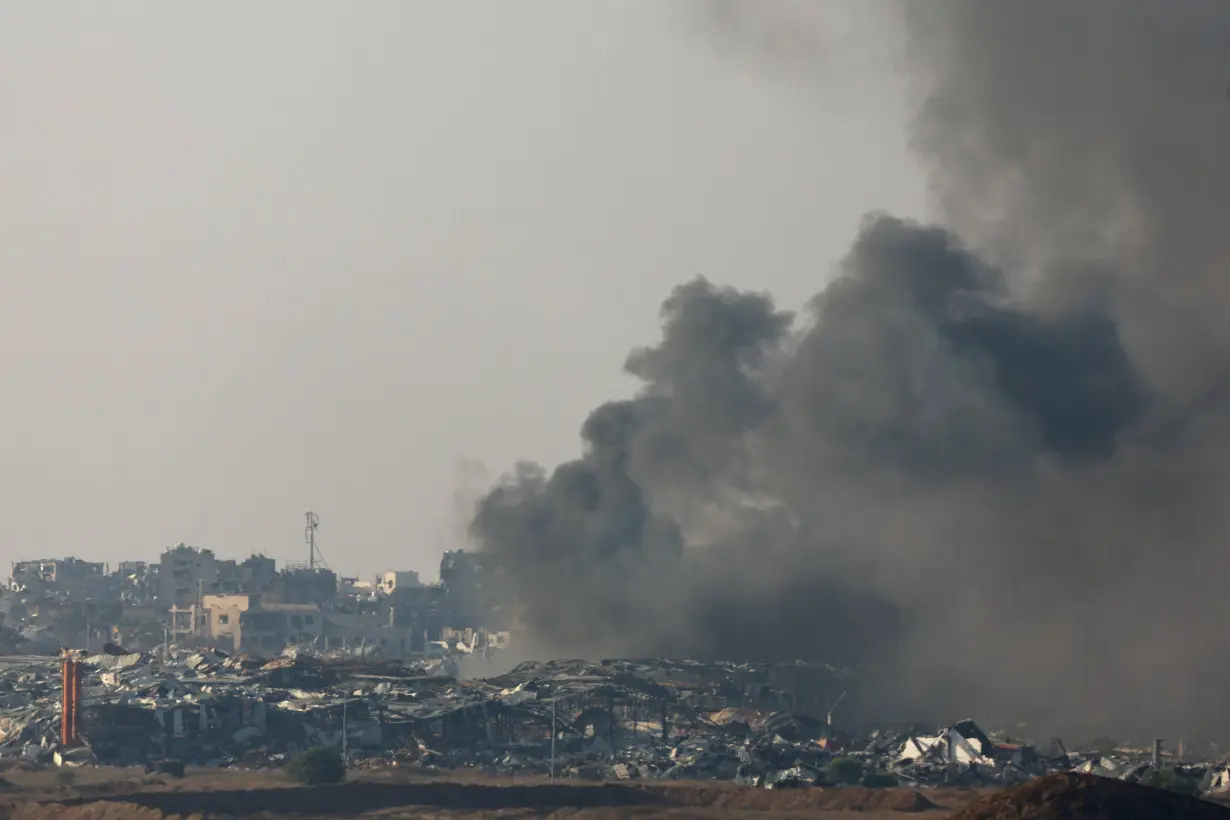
{"left": 305, "top": 511, "right": 320, "bottom": 569}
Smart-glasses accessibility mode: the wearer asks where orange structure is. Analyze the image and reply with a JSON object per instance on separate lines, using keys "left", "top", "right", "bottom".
{"left": 60, "top": 655, "right": 81, "bottom": 747}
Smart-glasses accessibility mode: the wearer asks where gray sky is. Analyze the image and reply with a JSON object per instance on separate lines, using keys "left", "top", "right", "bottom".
{"left": 0, "top": 2, "right": 923, "bottom": 579}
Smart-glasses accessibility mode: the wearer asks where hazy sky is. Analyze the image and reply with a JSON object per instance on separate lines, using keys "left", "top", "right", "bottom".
{"left": 0, "top": 2, "right": 923, "bottom": 579}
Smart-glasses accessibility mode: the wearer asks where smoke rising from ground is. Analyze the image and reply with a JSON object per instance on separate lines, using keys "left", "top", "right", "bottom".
{"left": 470, "top": 1, "right": 1230, "bottom": 740}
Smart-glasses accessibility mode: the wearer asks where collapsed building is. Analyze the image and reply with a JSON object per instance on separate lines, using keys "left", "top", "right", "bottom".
{"left": 2, "top": 652, "right": 853, "bottom": 769}
{"left": 5, "top": 648, "right": 1225, "bottom": 794}
{"left": 10, "top": 559, "right": 105, "bottom": 596}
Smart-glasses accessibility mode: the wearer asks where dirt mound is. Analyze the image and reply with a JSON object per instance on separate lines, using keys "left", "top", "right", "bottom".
{"left": 648, "top": 783, "right": 937, "bottom": 813}
{"left": 871, "top": 789, "right": 939, "bottom": 812}
{"left": 31, "top": 781, "right": 659, "bottom": 818}
{"left": 0, "top": 780, "right": 945, "bottom": 819}
{"left": 809, "top": 787, "right": 936, "bottom": 813}
{"left": 7, "top": 802, "right": 199, "bottom": 820}
{"left": 951, "top": 773, "right": 1230, "bottom": 820}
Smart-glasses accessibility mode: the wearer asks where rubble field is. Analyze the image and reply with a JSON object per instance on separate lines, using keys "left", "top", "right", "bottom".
{"left": 7, "top": 649, "right": 1230, "bottom": 817}
{"left": 0, "top": 649, "right": 1172, "bottom": 790}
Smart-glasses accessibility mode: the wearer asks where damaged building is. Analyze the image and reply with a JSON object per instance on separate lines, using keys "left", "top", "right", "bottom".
{"left": 1, "top": 539, "right": 446, "bottom": 662}
{"left": 1, "top": 646, "right": 1224, "bottom": 796}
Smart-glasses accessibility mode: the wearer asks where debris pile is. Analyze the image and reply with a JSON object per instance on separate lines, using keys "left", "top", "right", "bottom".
{"left": 0, "top": 650, "right": 1226, "bottom": 796}
{"left": 0, "top": 653, "right": 848, "bottom": 774}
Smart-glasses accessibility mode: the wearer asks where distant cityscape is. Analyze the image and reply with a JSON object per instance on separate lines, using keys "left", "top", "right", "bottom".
{"left": 1, "top": 530, "right": 515, "bottom": 658}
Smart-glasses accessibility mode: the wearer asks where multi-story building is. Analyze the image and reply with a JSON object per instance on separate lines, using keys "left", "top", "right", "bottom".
{"left": 201, "top": 594, "right": 321, "bottom": 655}
{"left": 322, "top": 610, "right": 418, "bottom": 658}
{"left": 238, "top": 555, "right": 279, "bottom": 593}
{"left": 212, "top": 554, "right": 278, "bottom": 597}
{"left": 11, "top": 558, "right": 105, "bottom": 595}
{"left": 159, "top": 546, "right": 283, "bottom": 609}
{"left": 389, "top": 583, "right": 445, "bottom": 651}
{"left": 158, "top": 544, "right": 221, "bottom": 608}
{"left": 377, "top": 570, "right": 421, "bottom": 595}
{"left": 21, "top": 596, "right": 122, "bottom": 650}
{"left": 238, "top": 603, "right": 321, "bottom": 655}
{"left": 268, "top": 567, "right": 336, "bottom": 606}
{"left": 202, "top": 594, "right": 258, "bottom": 651}
{"left": 113, "top": 561, "right": 158, "bottom": 606}
{"left": 439, "top": 550, "right": 508, "bottom": 629}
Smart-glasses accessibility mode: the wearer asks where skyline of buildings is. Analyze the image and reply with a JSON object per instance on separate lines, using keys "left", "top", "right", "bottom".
{"left": 2, "top": 541, "right": 506, "bottom": 660}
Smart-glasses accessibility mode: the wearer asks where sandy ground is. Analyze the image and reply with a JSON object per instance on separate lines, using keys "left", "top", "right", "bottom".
{"left": 0, "top": 764, "right": 987, "bottom": 820}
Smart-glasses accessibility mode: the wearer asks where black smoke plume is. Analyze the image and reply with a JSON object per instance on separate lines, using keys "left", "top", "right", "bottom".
{"left": 471, "top": 1, "right": 1230, "bottom": 741}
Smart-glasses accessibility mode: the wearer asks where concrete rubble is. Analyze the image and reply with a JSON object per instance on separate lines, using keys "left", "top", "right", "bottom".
{"left": 0, "top": 649, "right": 1225, "bottom": 794}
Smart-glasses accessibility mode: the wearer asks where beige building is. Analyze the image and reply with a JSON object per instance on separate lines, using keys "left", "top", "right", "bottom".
{"left": 202, "top": 594, "right": 258, "bottom": 651}
{"left": 378, "top": 570, "right": 421, "bottom": 595}
{"left": 201, "top": 594, "right": 321, "bottom": 655}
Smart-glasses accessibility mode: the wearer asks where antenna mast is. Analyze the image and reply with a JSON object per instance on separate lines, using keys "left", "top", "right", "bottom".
{"left": 305, "top": 511, "right": 320, "bottom": 570}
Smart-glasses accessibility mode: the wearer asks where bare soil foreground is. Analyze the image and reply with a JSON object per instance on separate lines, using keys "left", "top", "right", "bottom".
{"left": 950, "top": 773, "right": 1230, "bottom": 820}
{"left": 0, "top": 768, "right": 1222, "bottom": 820}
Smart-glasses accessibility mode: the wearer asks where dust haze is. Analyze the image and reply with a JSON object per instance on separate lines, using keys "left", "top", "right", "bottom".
{"left": 470, "top": 0, "right": 1230, "bottom": 742}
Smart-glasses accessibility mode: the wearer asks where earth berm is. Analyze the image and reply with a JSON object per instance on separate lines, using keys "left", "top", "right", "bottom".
{"left": 951, "top": 773, "right": 1230, "bottom": 820}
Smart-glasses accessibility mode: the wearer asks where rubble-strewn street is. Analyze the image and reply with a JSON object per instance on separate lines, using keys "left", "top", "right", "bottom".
{"left": 2, "top": 648, "right": 1226, "bottom": 800}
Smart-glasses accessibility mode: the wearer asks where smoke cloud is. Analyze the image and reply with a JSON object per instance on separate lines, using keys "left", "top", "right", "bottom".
{"left": 470, "top": 1, "right": 1230, "bottom": 741}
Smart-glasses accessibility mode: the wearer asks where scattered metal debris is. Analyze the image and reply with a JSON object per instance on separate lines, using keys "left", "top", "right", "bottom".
{"left": 0, "top": 649, "right": 1221, "bottom": 794}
